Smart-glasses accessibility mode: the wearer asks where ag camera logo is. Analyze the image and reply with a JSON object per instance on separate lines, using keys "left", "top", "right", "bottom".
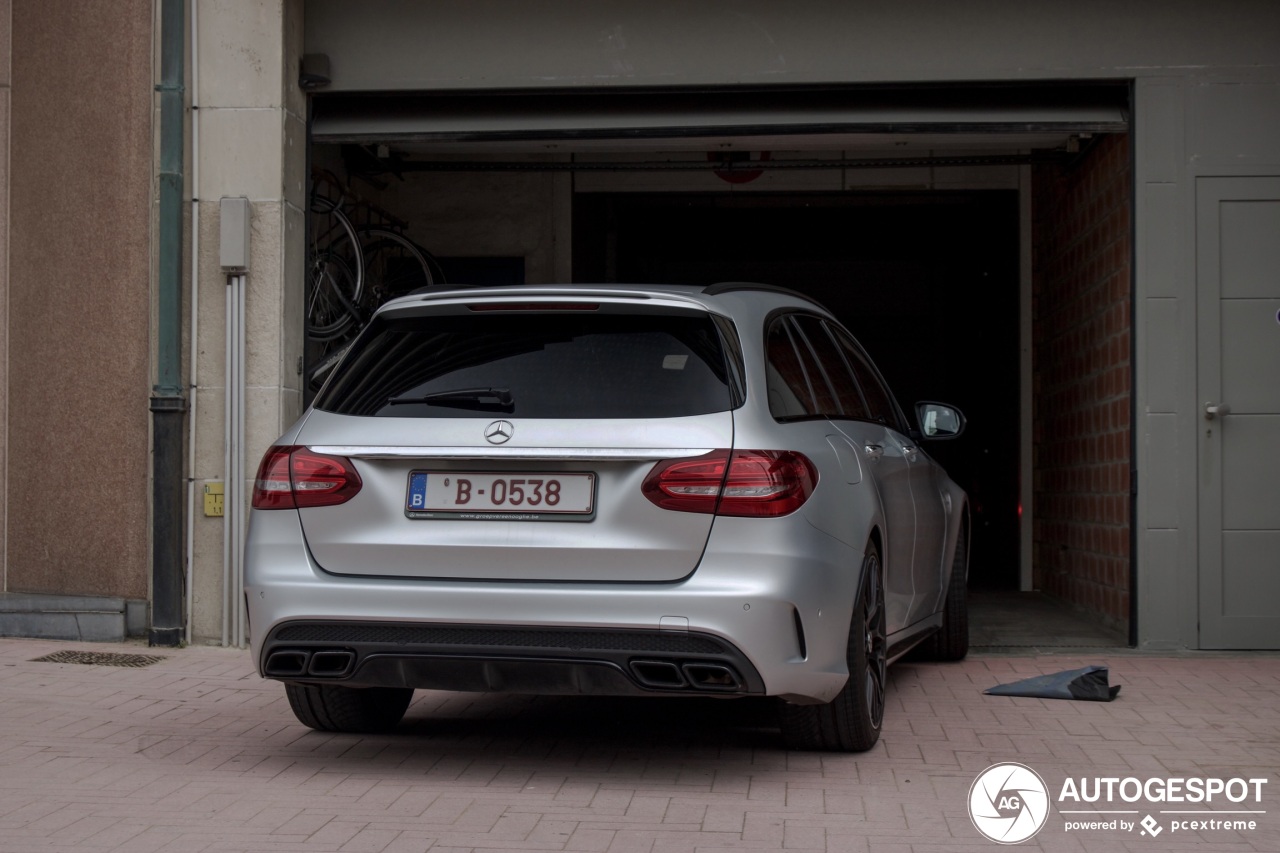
{"left": 969, "top": 762, "right": 1051, "bottom": 844}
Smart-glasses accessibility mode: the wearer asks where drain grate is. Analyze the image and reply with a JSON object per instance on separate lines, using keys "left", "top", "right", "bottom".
{"left": 31, "top": 650, "right": 167, "bottom": 668}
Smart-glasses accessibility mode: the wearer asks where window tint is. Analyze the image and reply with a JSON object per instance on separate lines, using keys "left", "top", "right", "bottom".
{"left": 831, "top": 326, "right": 899, "bottom": 427}
{"left": 765, "top": 317, "right": 816, "bottom": 418}
{"left": 315, "top": 311, "right": 734, "bottom": 418}
{"left": 792, "top": 316, "right": 869, "bottom": 420}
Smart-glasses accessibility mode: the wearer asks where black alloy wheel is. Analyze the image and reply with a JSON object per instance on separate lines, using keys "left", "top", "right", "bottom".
{"left": 780, "top": 542, "right": 887, "bottom": 751}
{"left": 861, "top": 547, "right": 888, "bottom": 732}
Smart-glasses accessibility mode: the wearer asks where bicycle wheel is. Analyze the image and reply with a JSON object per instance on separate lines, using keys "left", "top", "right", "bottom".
{"left": 358, "top": 227, "right": 435, "bottom": 307}
{"left": 307, "top": 194, "right": 364, "bottom": 340}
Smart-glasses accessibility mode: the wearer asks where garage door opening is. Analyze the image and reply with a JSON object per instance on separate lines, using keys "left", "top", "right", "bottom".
{"left": 574, "top": 190, "right": 1021, "bottom": 590}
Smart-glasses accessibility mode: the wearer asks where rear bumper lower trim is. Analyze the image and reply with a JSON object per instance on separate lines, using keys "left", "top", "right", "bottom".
{"left": 261, "top": 620, "right": 765, "bottom": 696}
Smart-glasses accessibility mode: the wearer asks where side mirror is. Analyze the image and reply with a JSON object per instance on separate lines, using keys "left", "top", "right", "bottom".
{"left": 916, "top": 401, "right": 966, "bottom": 439}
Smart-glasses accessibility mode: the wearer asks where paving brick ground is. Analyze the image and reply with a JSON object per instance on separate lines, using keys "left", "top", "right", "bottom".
{"left": 0, "top": 638, "right": 1276, "bottom": 853}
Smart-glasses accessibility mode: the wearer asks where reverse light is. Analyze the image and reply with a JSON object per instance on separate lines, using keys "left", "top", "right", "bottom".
{"left": 252, "top": 445, "right": 362, "bottom": 509}
{"left": 642, "top": 450, "right": 818, "bottom": 518}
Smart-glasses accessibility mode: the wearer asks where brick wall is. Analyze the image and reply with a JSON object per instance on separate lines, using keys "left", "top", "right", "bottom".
{"left": 1031, "top": 134, "right": 1132, "bottom": 632}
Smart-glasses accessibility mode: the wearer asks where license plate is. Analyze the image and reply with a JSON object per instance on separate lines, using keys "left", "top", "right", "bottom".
{"left": 405, "top": 471, "right": 596, "bottom": 519}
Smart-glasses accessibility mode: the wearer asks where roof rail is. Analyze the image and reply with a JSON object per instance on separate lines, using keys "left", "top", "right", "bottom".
{"left": 702, "top": 281, "right": 830, "bottom": 307}
{"left": 405, "top": 282, "right": 490, "bottom": 296}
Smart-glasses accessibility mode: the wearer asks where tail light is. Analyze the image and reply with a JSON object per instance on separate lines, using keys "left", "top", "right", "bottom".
{"left": 252, "top": 445, "right": 362, "bottom": 509}
{"left": 642, "top": 450, "right": 817, "bottom": 518}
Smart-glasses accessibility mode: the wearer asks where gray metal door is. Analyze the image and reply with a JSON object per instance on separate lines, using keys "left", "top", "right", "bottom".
{"left": 1197, "top": 177, "right": 1280, "bottom": 649}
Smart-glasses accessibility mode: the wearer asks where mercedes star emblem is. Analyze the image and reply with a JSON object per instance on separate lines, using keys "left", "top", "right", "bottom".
{"left": 484, "top": 420, "right": 514, "bottom": 445}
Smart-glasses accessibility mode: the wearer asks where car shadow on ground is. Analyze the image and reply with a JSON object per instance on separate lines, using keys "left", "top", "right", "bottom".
{"left": 374, "top": 665, "right": 918, "bottom": 753}
{"left": 396, "top": 692, "right": 787, "bottom": 751}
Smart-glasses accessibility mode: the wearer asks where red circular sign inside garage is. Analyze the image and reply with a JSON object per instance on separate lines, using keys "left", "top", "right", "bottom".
{"left": 709, "top": 151, "right": 771, "bottom": 184}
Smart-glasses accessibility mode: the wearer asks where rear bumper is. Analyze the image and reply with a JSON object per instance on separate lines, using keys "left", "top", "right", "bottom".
{"left": 245, "top": 509, "right": 864, "bottom": 703}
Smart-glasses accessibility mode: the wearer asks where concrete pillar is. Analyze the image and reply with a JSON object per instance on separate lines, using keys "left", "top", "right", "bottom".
{"left": 191, "top": 0, "right": 305, "bottom": 643}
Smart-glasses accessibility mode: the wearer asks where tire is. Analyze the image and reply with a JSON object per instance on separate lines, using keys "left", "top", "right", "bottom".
{"left": 285, "top": 683, "right": 413, "bottom": 733}
{"left": 780, "top": 542, "right": 887, "bottom": 752}
{"left": 922, "top": 523, "right": 969, "bottom": 661}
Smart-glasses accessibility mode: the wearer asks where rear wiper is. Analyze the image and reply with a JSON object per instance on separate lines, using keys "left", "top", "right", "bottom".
{"left": 387, "top": 387, "right": 514, "bottom": 412}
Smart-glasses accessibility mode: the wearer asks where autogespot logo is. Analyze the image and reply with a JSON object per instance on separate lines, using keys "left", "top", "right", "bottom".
{"left": 969, "top": 763, "right": 1052, "bottom": 844}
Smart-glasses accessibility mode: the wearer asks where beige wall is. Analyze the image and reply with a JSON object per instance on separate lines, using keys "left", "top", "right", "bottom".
{"left": 5, "top": 1, "right": 153, "bottom": 599}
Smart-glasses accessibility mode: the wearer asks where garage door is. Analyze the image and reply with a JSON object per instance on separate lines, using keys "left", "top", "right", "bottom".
{"left": 310, "top": 86, "right": 1128, "bottom": 147}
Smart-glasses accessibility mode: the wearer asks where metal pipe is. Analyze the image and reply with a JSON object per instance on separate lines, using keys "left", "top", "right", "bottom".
{"left": 219, "top": 197, "right": 251, "bottom": 648}
{"left": 222, "top": 276, "right": 232, "bottom": 647}
{"left": 150, "top": 0, "right": 187, "bottom": 647}
{"left": 185, "top": 0, "right": 200, "bottom": 647}
{"left": 235, "top": 272, "right": 247, "bottom": 648}
{"left": 224, "top": 271, "right": 248, "bottom": 648}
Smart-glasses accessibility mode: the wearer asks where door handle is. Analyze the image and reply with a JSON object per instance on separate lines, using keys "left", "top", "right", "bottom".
{"left": 903, "top": 445, "right": 919, "bottom": 461}
{"left": 864, "top": 444, "right": 883, "bottom": 461}
{"left": 1204, "top": 402, "right": 1231, "bottom": 421}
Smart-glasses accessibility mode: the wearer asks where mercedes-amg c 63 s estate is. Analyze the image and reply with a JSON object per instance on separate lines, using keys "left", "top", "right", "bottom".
{"left": 246, "top": 282, "right": 970, "bottom": 751}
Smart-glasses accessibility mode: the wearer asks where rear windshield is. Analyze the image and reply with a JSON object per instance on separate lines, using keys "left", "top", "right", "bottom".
{"left": 314, "top": 310, "right": 735, "bottom": 419}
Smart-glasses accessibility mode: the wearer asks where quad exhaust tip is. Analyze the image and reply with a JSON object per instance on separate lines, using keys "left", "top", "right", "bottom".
{"left": 682, "top": 662, "right": 742, "bottom": 691}
{"left": 631, "top": 660, "right": 686, "bottom": 688}
{"left": 264, "top": 649, "right": 310, "bottom": 678}
{"left": 263, "top": 648, "right": 356, "bottom": 679}
{"left": 308, "top": 649, "right": 356, "bottom": 678}
{"left": 630, "top": 659, "right": 743, "bottom": 692}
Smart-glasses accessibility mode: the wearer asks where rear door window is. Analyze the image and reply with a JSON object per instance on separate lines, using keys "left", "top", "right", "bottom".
{"left": 765, "top": 316, "right": 818, "bottom": 418}
{"left": 315, "top": 310, "right": 735, "bottom": 419}
{"left": 830, "top": 325, "right": 902, "bottom": 428}
{"left": 792, "top": 315, "right": 870, "bottom": 420}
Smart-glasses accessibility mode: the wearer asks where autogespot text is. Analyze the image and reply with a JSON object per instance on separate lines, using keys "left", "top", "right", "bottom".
{"left": 1058, "top": 776, "right": 1268, "bottom": 804}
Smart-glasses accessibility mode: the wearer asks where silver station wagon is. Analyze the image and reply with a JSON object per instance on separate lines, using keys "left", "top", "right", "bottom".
{"left": 246, "top": 283, "right": 970, "bottom": 751}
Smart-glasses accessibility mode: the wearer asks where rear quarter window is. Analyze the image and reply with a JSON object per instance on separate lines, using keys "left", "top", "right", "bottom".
{"left": 315, "top": 310, "right": 735, "bottom": 419}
